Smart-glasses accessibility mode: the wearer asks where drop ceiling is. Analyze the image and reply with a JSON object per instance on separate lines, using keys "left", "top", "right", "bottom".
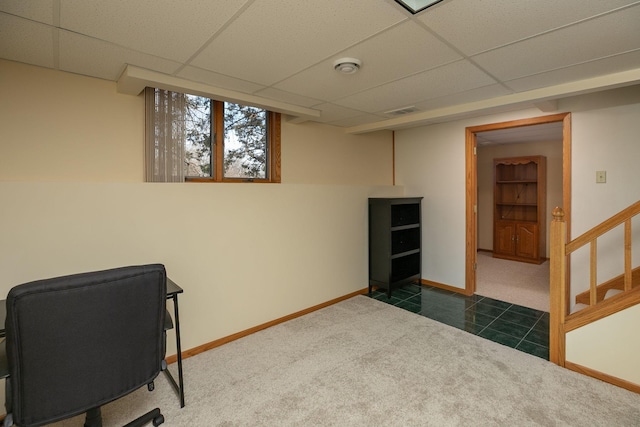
{"left": 1, "top": 0, "right": 640, "bottom": 133}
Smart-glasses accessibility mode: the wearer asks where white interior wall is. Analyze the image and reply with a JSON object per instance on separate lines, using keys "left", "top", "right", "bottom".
{"left": 564, "top": 90, "right": 640, "bottom": 291}
{"left": 393, "top": 122, "right": 468, "bottom": 288}
{"left": 566, "top": 304, "right": 640, "bottom": 385}
{"left": 394, "top": 85, "right": 640, "bottom": 385}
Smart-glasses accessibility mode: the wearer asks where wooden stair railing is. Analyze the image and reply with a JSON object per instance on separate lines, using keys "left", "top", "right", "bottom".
{"left": 574, "top": 266, "right": 640, "bottom": 305}
{"left": 549, "top": 200, "right": 640, "bottom": 366}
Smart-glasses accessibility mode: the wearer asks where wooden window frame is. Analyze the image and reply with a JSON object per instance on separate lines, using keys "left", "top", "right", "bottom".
{"left": 186, "top": 101, "right": 281, "bottom": 184}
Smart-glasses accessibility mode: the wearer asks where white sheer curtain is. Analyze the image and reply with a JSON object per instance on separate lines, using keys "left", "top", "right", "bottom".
{"left": 145, "top": 87, "right": 186, "bottom": 182}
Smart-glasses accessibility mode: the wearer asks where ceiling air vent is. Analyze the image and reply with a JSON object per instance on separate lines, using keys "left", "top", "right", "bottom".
{"left": 384, "top": 106, "right": 420, "bottom": 116}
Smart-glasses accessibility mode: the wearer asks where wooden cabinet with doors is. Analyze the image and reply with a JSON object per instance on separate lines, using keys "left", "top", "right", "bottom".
{"left": 493, "top": 156, "right": 546, "bottom": 264}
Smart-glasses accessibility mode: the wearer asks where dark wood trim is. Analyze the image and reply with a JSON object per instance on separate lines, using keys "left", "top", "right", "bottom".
{"left": 213, "top": 100, "right": 224, "bottom": 181}
{"left": 270, "top": 112, "right": 282, "bottom": 183}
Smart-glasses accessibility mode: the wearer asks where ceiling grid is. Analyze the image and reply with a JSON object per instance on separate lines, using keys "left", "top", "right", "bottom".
{"left": 0, "top": 0, "right": 638, "bottom": 132}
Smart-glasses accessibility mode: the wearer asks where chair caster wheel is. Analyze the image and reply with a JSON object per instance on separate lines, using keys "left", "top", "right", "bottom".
{"left": 153, "top": 415, "right": 164, "bottom": 426}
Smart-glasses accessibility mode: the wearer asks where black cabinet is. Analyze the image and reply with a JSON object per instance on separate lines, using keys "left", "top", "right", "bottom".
{"left": 369, "top": 197, "right": 423, "bottom": 298}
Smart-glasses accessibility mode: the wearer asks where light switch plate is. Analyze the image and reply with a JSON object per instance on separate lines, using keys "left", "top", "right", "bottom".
{"left": 596, "top": 170, "right": 606, "bottom": 183}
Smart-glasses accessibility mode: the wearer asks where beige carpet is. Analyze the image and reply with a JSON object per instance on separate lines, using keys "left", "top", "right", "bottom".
{"left": 476, "top": 251, "right": 550, "bottom": 312}
{"left": 51, "top": 296, "right": 639, "bottom": 426}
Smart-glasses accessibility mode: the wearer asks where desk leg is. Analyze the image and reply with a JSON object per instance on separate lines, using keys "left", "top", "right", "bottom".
{"left": 173, "top": 295, "right": 185, "bottom": 408}
{"left": 164, "top": 295, "right": 185, "bottom": 408}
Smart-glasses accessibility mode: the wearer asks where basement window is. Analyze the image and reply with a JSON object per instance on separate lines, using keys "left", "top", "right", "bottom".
{"left": 146, "top": 88, "right": 281, "bottom": 183}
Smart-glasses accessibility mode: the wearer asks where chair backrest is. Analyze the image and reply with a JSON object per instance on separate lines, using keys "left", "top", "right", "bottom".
{"left": 5, "top": 264, "right": 166, "bottom": 426}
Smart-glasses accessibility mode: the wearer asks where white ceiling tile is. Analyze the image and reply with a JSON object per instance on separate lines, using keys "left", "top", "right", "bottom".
{"left": 177, "top": 66, "right": 266, "bottom": 95}
{"left": 191, "top": 0, "right": 407, "bottom": 85}
{"left": 0, "top": 14, "right": 55, "bottom": 68}
{"left": 505, "top": 50, "right": 640, "bottom": 93}
{"left": 334, "top": 60, "right": 497, "bottom": 113}
{"left": 2, "top": 0, "right": 639, "bottom": 129}
{"left": 59, "top": 0, "right": 247, "bottom": 62}
{"left": 419, "top": 0, "right": 639, "bottom": 55}
{"left": 254, "top": 87, "right": 322, "bottom": 108}
{"left": 274, "top": 20, "right": 461, "bottom": 101}
{"left": 326, "top": 113, "right": 389, "bottom": 128}
{"left": 274, "top": 64, "right": 382, "bottom": 107}
{"left": 413, "top": 84, "right": 513, "bottom": 112}
{"left": 476, "top": 122, "right": 563, "bottom": 146}
{"left": 59, "top": 31, "right": 182, "bottom": 81}
{"left": 474, "top": 5, "right": 640, "bottom": 81}
{"left": 0, "top": 0, "right": 55, "bottom": 24}
{"left": 311, "top": 103, "right": 369, "bottom": 123}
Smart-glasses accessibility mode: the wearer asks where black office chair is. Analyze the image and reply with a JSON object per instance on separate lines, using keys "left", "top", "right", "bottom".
{"left": 1, "top": 264, "right": 167, "bottom": 427}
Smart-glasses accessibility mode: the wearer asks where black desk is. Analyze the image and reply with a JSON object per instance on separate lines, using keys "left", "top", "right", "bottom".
{"left": 0, "top": 278, "right": 185, "bottom": 408}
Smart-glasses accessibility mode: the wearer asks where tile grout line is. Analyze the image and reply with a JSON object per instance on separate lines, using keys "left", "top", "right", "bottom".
{"left": 476, "top": 303, "right": 512, "bottom": 336}
{"left": 371, "top": 287, "right": 549, "bottom": 358}
{"left": 515, "top": 313, "right": 549, "bottom": 350}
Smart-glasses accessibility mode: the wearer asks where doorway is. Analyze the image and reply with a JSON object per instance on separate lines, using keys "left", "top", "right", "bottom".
{"left": 464, "top": 113, "right": 572, "bottom": 308}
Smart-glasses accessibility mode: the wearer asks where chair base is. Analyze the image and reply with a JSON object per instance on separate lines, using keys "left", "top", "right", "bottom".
{"left": 123, "top": 408, "right": 164, "bottom": 427}
{"left": 83, "top": 407, "right": 164, "bottom": 427}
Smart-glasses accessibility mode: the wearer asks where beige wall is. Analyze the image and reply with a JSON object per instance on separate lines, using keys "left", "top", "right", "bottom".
{"left": 282, "top": 121, "right": 393, "bottom": 185}
{"left": 0, "top": 182, "right": 402, "bottom": 351}
{"left": 477, "top": 140, "right": 563, "bottom": 257}
{"left": 0, "top": 60, "right": 400, "bottom": 359}
{"left": 0, "top": 60, "right": 144, "bottom": 182}
{"left": 0, "top": 59, "right": 394, "bottom": 185}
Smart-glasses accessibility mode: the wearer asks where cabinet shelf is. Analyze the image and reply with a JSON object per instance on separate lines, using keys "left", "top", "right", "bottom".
{"left": 497, "top": 218, "right": 538, "bottom": 223}
{"left": 391, "top": 223, "right": 420, "bottom": 232}
{"left": 391, "top": 249, "right": 420, "bottom": 259}
{"left": 496, "top": 203, "right": 538, "bottom": 207}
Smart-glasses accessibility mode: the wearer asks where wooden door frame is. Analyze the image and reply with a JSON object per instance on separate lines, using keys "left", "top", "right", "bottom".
{"left": 465, "top": 113, "right": 572, "bottom": 297}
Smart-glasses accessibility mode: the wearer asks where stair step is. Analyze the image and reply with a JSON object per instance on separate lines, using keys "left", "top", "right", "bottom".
{"left": 571, "top": 303, "right": 588, "bottom": 314}
{"left": 572, "top": 289, "right": 625, "bottom": 314}
{"left": 604, "top": 289, "right": 623, "bottom": 299}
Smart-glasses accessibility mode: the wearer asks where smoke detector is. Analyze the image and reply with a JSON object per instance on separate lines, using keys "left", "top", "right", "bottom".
{"left": 333, "top": 58, "right": 362, "bottom": 74}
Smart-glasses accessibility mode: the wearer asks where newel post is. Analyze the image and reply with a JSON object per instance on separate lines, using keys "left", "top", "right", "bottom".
{"left": 549, "top": 207, "right": 566, "bottom": 366}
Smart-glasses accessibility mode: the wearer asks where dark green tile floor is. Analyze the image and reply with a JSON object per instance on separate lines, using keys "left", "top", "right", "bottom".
{"left": 368, "top": 283, "right": 549, "bottom": 360}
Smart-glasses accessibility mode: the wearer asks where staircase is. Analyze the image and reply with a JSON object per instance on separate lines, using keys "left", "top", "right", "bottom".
{"left": 549, "top": 200, "right": 640, "bottom": 391}
{"left": 571, "top": 266, "right": 640, "bottom": 313}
